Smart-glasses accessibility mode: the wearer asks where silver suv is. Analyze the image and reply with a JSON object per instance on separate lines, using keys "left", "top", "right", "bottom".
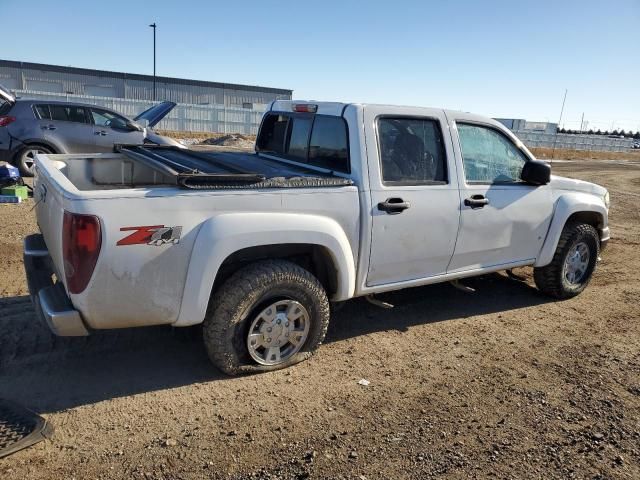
{"left": 0, "top": 85, "right": 181, "bottom": 176}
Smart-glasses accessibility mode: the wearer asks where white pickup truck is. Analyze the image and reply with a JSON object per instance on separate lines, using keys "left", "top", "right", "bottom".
{"left": 24, "top": 100, "right": 610, "bottom": 374}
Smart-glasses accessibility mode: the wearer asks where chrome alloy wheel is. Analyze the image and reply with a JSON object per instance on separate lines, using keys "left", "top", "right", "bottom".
{"left": 563, "top": 241, "right": 590, "bottom": 285}
{"left": 247, "top": 299, "right": 310, "bottom": 365}
{"left": 21, "top": 148, "right": 46, "bottom": 173}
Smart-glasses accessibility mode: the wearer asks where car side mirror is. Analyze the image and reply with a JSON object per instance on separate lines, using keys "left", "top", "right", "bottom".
{"left": 520, "top": 159, "right": 551, "bottom": 185}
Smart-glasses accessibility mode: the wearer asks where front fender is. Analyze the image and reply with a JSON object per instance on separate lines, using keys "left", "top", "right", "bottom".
{"left": 535, "top": 192, "right": 608, "bottom": 267}
{"left": 174, "top": 213, "right": 356, "bottom": 326}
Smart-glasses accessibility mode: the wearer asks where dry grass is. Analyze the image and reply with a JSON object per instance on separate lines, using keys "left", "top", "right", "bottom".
{"left": 156, "top": 130, "right": 257, "bottom": 142}
{"left": 531, "top": 147, "right": 640, "bottom": 161}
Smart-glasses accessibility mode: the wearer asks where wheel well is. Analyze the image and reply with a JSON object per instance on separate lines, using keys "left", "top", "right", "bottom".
{"left": 566, "top": 211, "right": 604, "bottom": 230}
{"left": 213, "top": 244, "right": 338, "bottom": 296}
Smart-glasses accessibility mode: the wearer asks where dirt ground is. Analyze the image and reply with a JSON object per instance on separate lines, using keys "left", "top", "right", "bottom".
{"left": 0, "top": 156, "right": 639, "bottom": 479}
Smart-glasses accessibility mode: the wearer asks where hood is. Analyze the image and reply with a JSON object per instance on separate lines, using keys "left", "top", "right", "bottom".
{"left": 549, "top": 175, "right": 607, "bottom": 197}
{"left": 144, "top": 130, "right": 187, "bottom": 149}
{"left": 0, "top": 84, "right": 15, "bottom": 106}
{"left": 134, "top": 101, "right": 176, "bottom": 128}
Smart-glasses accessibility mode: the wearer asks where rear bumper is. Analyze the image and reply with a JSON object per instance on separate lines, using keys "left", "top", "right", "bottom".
{"left": 23, "top": 234, "right": 89, "bottom": 336}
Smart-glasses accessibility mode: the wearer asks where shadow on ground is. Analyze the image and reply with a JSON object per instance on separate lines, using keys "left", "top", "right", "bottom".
{"left": 0, "top": 272, "right": 548, "bottom": 414}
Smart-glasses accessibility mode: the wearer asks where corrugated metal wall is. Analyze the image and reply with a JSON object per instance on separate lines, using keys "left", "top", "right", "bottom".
{"left": 0, "top": 61, "right": 291, "bottom": 133}
{"left": 516, "top": 131, "right": 633, "bottom": 152}
{"left": 18, "top": 91, "right": 267, "bottom": 134}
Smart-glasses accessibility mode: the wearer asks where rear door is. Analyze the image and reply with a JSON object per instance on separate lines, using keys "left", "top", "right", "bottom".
{"left": 364, "top": 106, "right": 461, "bottom": 286}
{"left": 43, "top": 104, "right": 96, "bottom": 152}
{"left": 89, "top": 107, "right": 144, "bottom": 152}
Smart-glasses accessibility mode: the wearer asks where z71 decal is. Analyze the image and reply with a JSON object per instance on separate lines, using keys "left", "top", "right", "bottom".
{"left": 117, "top": 225, "right": 182, "bottom": 246}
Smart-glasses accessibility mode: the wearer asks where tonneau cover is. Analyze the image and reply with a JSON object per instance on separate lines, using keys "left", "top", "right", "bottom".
{"left": 116, "top": 145, "right": 353, "bottom": 189}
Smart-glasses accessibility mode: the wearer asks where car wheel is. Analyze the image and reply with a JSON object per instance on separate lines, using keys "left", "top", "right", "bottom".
{"left": 15, "top": 146, "right": 53, "bottom": 177}
{"left": 203, "top": 259, "right": 330, "bottom": 375}
{"left": 534, "top": 222, "right": 600, "bottom": 299}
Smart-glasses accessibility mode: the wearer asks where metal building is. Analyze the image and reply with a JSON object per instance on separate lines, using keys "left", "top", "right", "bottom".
{"left": 0, "top": 59, "right": 293, "bottom": 134}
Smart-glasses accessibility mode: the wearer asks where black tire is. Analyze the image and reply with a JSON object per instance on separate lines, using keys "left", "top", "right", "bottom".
{"left": 14, "top": 145, "right": 53, "bottom": 177}
{"left": 534, "top": 222, "right": 600, "bottom": 299}
{"left": 203, "top": 259, "right": 330, "bottom": 375}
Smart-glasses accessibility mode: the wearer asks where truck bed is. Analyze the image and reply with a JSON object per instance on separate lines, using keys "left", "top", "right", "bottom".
{"left": 50, "top": 146, "right": 353, "bottom": 191}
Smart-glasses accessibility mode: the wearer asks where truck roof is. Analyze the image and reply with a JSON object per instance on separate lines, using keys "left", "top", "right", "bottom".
{"left": 270, "top": 100, "right": 508, "bottom": 132}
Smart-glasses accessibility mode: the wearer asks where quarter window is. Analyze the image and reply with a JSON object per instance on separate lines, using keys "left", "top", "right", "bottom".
{"left": 377, "top": 117, "right": 447, "bottom": 184}
{"left": 49, "top": 105, "right": 88, "bottom": 124}
{"left": 457, "top": 123, "right": 527, "bottom": 183}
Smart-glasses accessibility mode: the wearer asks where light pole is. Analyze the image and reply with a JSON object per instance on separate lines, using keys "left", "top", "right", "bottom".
{"left": 149, "top": 22, "right": 156, "bottom": 101}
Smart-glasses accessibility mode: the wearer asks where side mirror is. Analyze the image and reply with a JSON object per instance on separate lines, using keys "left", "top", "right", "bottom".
{"left": 520, "top": 159, "right": 551, "bottom": 185}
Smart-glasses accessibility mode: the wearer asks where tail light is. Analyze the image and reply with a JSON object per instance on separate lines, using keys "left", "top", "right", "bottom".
{"left": 0, "top": 116, "right": 16, "bottom": 127}
{"left": 63, "top": 211, "right": 102, "bottom": 294}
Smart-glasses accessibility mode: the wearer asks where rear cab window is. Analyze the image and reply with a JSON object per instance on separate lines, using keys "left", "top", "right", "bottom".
{"left": 257, "top": 112, "right": 350, "bottom": 173}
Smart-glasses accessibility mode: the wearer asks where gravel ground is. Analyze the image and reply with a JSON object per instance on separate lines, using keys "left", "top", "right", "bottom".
{"left": 0, "top": 158, "right": 638, "bottom": 479}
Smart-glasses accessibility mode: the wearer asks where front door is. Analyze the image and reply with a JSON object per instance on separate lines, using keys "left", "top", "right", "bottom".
{"left": 365, "top": 106, "right": 461, "bottom": 286}
{"left": 90, "top": 108, "right": 144, "bottom": 152}
{"left": 447, "top": 119, "right": 553, "bottom": 273}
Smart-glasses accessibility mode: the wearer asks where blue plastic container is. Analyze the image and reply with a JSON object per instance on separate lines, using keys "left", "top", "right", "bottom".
{"left": 0, "top": 164, "right": 21, "bottom": 184}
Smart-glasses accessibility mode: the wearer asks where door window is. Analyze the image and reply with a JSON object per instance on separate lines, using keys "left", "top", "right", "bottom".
{"left": 33, "top": 104, "right": 51, "bottom": 120}
{"left": 457, "top": 123, "right": 527, "bottom": 183}
{"left": 377, "top": 117, "right": 447, "bottom": 184}
{"left": 91, "top": 108, "right": 130, "bottom": 130}
{"left": 49, "top": 105, "right": 89, "bottom": 123}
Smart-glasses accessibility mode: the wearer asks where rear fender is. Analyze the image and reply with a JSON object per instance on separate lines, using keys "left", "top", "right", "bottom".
{"left": 174, "top": 213, "right": 356, "bottom": 326}
{"left": 535, "top": 193, "right": 608, "bottom": 267}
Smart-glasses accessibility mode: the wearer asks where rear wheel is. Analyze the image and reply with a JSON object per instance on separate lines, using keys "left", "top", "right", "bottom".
{"left": 534, "top": 222, "right": 600, "bottom": 299}
{"left": 203, "top": 260, "right": 330, "bottom": 375}
{"left": 14, "top": 145, "right": 53, "bottom": 177}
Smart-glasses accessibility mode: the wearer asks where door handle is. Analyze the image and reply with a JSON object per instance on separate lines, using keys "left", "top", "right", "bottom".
{"left": 378, "top": 197, "right": 410, "bottom": 214}
{"left": 464, "top": 194, "right": 489, "bottom": 209}
{"left": 41, "top": 125, "right": 56, "bottom": 130}
{"left": 95, "top": 131, "right": 108, "bottom": 136}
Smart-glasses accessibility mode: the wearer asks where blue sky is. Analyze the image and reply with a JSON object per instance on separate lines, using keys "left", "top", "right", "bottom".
{"left": 4, "top": 0, "right": 639, "bottom": 132}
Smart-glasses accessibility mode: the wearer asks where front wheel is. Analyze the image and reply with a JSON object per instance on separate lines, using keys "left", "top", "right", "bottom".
{"left": 203, "top": 260, "right": 330, "bottom": 375}
{"left": 534, "top": 222, "right": 600, "bottom": 299}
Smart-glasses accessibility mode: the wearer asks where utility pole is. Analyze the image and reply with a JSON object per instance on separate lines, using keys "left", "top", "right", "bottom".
{"left": 551, "top": 89, "right": 568, "bottom": 159}
{"left": 580, "top": 112, "right": 584, "bottom": 133}
{"left": 149, "top": 22, "right": 157, "bottom": 101}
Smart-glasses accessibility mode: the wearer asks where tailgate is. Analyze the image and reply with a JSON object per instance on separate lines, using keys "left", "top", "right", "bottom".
{"left": 34, "top": 162, "right": 66, "bottom": 282}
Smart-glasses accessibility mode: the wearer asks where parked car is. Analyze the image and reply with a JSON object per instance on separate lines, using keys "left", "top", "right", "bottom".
{"left": 0, "top": 84, "right": 183, "bottom": 176}
{"left": 24, "top": 100, "right": 610, "bottom": 375}
{"left": 632, "top": 141, "right": 640, "bottom": 149}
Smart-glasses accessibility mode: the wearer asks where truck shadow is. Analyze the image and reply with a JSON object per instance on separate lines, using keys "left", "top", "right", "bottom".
{"left": 0, "top": 272, "right": 547, "bottom": 414}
